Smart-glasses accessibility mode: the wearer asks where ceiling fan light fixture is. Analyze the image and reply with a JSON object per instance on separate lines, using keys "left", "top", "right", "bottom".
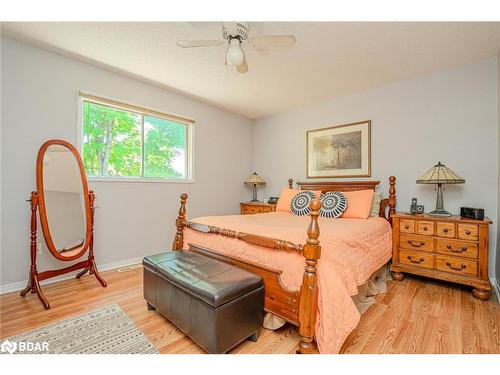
{"left": 226, "top": 38, "right": 244, "bottom": 66}
{"left": 176, "top": 22, "right": 297, "bottom": 74}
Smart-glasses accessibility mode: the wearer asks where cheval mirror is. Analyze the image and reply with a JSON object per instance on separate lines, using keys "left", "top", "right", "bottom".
{"left": 21, "top": 139, "right": 106, "bottom": 309}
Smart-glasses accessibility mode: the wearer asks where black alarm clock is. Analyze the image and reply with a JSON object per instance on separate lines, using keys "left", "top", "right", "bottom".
{"left": 460, "top": 207, "right": 484, "bottom": 220}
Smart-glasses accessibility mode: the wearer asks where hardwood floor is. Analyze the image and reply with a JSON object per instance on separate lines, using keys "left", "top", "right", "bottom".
{"left": 1, "top": 266, "right": 498, "bottom": 354}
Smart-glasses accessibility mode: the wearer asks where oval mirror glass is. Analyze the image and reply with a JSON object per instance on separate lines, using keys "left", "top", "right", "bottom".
{"left": 37, "top": 141, "right": 90, "bottom": 261}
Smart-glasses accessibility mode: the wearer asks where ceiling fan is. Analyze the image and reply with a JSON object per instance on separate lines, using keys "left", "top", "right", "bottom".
{"left": 176, "top": 22, "right": 296, "bottom": 73}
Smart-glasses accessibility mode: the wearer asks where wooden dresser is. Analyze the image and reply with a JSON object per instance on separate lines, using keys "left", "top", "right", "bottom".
{"left": 390, "top": 212, "right": 492, "bottom": 300}
{"left": 240, "top": 202, "right": 276, "bottom": 215}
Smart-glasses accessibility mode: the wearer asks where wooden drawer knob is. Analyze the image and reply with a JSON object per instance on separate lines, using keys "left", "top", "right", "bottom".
{"left": 443, "top": 228, "right": 449, "bottom": 233}
{"left": 423, "top": 226, "right": 428, "bottom": 231}
{"left": 466, "top": 230, "right": 471, "bottom": 235}
{"left": 446, "top": 262, "right": 466, "bottom": 271}
{"left": 407, "top": 240, "right": 425, "bottom": 248}
{"left": 404, "top": 225, "right": 409, "bottom": 229}
{"left": 407, "top": 256, "right": 425, "bottom": 264}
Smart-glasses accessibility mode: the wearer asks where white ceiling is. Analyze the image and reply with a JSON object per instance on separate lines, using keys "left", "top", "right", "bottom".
{"left": 3, "top": 22, "right": 500, "bottom": 119}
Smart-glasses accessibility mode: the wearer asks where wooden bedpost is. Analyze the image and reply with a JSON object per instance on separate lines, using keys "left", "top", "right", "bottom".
{"left": 388, "top": 176, "right": 396, "bottom": 221}
{"left": 298, "top": 198, "right": 321, "bottom": 354}
{"left": 288, "top": 178, "right": 293, "bottom": 189}
{"left": 172, "top": 193, "right": 188, "bottom": 251}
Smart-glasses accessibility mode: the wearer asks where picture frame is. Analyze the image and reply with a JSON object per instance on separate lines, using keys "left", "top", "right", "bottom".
{"left": 306, "top": 120, "right": 371, "bottom": 178}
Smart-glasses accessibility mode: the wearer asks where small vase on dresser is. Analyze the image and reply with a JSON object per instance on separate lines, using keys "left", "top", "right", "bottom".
{"left": 390, "top": 212, "right": 492, "bottom": 300}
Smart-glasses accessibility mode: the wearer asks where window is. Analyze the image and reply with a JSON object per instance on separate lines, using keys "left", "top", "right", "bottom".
{"left": 80, "top": 93, "right": 193, "bottom": 181}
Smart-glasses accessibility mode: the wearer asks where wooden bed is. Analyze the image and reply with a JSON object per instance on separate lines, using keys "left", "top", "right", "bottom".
{"left": 171, "top": 176, "right": 396, "bottom": 353}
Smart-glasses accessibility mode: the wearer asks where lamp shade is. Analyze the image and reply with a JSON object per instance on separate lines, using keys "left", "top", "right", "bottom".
{"left": 416, "top": 162, "right": 465, "bottom": 184}
{"left": 244, "top": 172, "right": 266, "bottom": 186}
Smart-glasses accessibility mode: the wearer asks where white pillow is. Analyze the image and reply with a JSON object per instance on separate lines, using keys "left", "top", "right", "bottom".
{"left": 370, "top": 192, "right": 382, "bottom": 217}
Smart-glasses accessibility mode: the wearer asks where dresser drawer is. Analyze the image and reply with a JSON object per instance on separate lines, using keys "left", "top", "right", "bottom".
{"left": 416, "top": 221, "right": 434, "bottom": 236}
{"left": 400, "top": 234, "right": 434, "bottom": 252}
{"left": 399, "top": 249, "right": 434, "bottom": 269}
{"left": 436, "top": 222, "right": 455, "bottom": 238}
{"left": 457, "top": 224, "right": 479, "bottom": 241}
{"left": 241, "top": 206, "right": 263, "bottom": 214}
{"left": 399, "top": 220, "right": 415, "bottom": 234}
{"left": 436, "top": 239, "right": 478, "bottom": 259}
{"left": 241, "top": 204, "right": 275, "bottom": 215}
{"left": 435, "top": 256, "right": 477, "bottom": 276}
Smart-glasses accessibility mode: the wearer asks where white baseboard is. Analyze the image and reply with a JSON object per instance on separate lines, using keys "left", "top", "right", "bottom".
{"left": 490, "top": 277, "right": 500, "bottom": 302}
{"left": 0, "top": 256, "right": 144, "bottom": 295}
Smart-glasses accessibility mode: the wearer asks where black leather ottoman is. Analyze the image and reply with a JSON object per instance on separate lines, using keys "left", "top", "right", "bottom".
{"left": 143, "top": 251, "right": 264, "bottom": 353}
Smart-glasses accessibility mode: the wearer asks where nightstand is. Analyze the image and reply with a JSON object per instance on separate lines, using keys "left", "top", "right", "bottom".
{"left": 240, "top": 202, "right": 276, "bottom": 215}
{"left": 390, "top": 212, "right": 492, "bottom": 300}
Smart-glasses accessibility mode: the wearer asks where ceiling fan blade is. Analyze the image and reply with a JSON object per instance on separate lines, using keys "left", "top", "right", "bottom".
{"left": 176, "top": 40, "right": 223, "bottom": 48}
{"left": 248, "top": 35, "right": 296, "bottom": 48}
{"left": 236, "top": 55, "right": 248, "bottom": 73}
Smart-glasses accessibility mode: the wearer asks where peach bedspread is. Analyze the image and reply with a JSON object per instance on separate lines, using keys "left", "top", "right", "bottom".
{"left": 183, "top": 212, "right": 392, "bottom": 353}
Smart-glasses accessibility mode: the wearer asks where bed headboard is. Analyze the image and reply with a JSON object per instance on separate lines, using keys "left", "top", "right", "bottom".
{"left": 289, "top": 177, "right": 397, "bottom": 223}
{"left": 292, "top": 179, "right": 380, "bottom": 193}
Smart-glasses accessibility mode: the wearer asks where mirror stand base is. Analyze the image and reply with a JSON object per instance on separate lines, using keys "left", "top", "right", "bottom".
{"left": 76, "top": 267, "right": 90, "bottom": 279}
{"left": 20, "top": 273, "right": 50, "bottom": 310}
{"left": 89, "top": 263, "right": 108, "bottom": 287}
{"left": 20, "top": 258, "right": 107, "bottom": 310}
{"left": 75, "top": 261, "right": 107, "bottom": 287}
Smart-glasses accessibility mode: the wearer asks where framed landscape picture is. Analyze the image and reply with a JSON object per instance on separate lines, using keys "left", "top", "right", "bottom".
{"left": 306, "top": 120, "right": 371, "bottom": 178}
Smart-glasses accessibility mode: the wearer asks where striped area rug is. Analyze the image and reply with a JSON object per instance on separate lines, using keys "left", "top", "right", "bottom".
{"left": 3, "top": 304, "right": 158, "bottom": 354}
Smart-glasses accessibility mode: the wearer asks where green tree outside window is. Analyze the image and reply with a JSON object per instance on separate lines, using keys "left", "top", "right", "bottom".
{"left": 82, "top": 100, "right": 189, "bottom": 179}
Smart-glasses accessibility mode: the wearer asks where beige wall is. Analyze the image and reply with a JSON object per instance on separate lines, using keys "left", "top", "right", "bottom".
{"left": 0, "top": 36, "right": 254, "bottom": 286}
{"left": 254, "top": 57, "right": 499, "bottom": 279}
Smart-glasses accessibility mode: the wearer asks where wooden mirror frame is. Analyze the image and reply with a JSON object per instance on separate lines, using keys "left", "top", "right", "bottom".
{"left": 36, "top": 139, "right": 91, "bottom": 261}
{"left": 21, "top": 139, "right": 107, "bottom": 309}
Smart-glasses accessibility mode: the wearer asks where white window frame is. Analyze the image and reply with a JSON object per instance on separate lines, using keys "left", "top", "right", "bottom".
{"left": 77, "top": 91, "right": 195, "bottom": 183}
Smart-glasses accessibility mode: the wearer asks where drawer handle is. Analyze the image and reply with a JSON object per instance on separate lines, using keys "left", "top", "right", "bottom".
{"left": 446, "top": 245, "right": 467, "bottom": 253}
{"left": 443, "top": 228, "right": 449, "bottom": 233}
{"left": 404, "top": 225, "right": 410, "bottom": 229}
{"left": 446, "top": 262, "right": 466, "bottom": 271}
{"left": 407, "top": 256, "right": 425, "bottom": 264}
{"left": 407, "top": 240, "right": 425, "bottom": 248}
{"left": 423, "top": 226, "right": 428, "bottom": 231}
{"left": 465, "top": 230, "right": 471, "bottom": 235}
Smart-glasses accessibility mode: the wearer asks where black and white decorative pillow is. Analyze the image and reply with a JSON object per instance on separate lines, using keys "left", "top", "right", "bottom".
{"left": 319, "top": 192, "right": 347, "bottom": 218}
{"left": 290, "top": 191, "right": 317, "bottom": 216}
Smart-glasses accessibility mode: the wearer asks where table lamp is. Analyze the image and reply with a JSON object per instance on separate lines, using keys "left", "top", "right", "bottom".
{"left": 244, "top": 172, "right": 266, "bottom": 202}
{"left": 416, "top": 161, "right": 465, "bottom": 216}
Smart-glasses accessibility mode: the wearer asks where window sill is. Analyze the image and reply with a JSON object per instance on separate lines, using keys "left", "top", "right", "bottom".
{"left": 87, "top": 177, "right": 195, "bottom": 184}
